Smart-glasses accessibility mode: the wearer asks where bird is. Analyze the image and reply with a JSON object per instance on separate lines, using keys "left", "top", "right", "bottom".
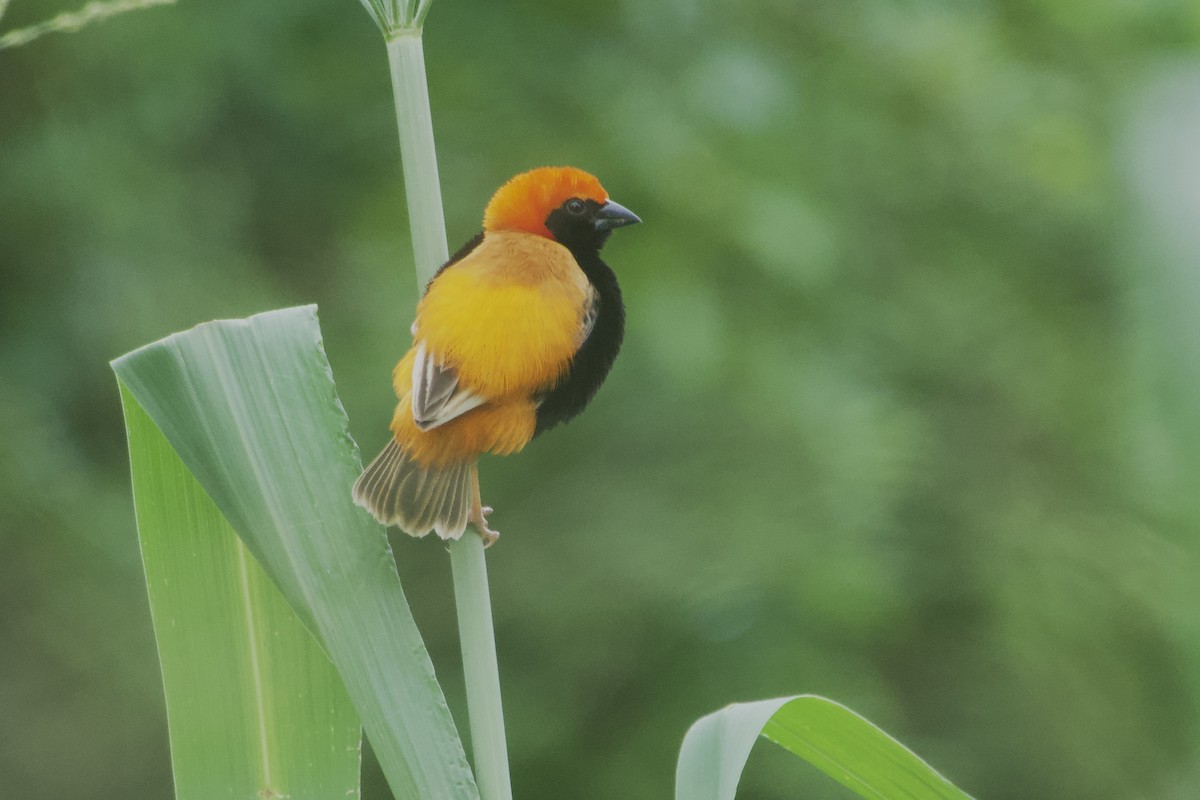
{"left": 352, "top": 166, "right": 640, "bottom": 545}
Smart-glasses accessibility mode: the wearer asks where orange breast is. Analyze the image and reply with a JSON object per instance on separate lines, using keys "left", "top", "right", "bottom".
{"left": 388, "top": 230, "right": 590, "bottom": 466}
{"left": 415, "top": 231, "right": 591, "bottom": 398}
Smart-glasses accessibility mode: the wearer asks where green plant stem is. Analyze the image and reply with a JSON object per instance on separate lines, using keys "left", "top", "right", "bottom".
{"left": 450, "top": 535, "right": 512, "bottom": 800}
{"left": 385, "top": 31, "right": 450, "bottom": 281}
{"left": 385, "top": 28, "right": 515, "bottom": 800}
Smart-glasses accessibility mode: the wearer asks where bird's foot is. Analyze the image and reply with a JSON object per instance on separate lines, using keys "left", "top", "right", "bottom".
{"left": 471, "top": 505, "right": 499, "bottom": 547}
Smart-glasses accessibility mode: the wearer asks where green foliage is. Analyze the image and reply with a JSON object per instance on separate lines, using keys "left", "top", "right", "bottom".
{"left": 677, "top": 696, "right": 973, "bottom": 800}
{"left": 115, "top": 301, "right": 976, "bottom": 800}
{"left": 4, "top": 1, "right": 1200, "bottom": 799}
{"left": 112, "top": 306, "right": 478, "bottom": 800}
{"left": 118, "top": 383, "right": 361, "bottom": 800}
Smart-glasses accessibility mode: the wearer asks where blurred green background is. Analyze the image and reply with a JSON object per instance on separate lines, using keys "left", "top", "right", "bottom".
{"left": 4, "top": 0, "right": 1200, "bottom": 798}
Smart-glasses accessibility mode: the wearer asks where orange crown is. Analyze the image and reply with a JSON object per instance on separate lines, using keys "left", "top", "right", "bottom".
{"left": 483, "top": 167, "right": 608, "bottom": 239}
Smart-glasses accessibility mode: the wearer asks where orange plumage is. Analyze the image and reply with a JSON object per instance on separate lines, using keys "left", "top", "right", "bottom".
{"left": 389, "top": 232, "right": 587, "bottom": 466}
{"left": 353, "top": 167, "right": 640, "bottom": 544}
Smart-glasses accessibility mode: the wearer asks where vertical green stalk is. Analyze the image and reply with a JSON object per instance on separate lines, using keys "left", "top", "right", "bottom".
{"left": 450, "top": 535, "right": 512, "bottom": 800}
{"left": 385, "top": 31, "right": 449, "bottom": 281}
{"left": 384, "top": 28, "right": 515, "bottom": 800}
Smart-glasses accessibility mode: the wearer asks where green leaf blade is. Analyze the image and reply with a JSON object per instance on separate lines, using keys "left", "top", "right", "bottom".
{"left": 113, "top": 305, "right": 479, "bottom": 800}
{"left": 121, "top": 383, "right": 360, "bottom": 800}
{"left": 676, "top": 695, "right": 974, "bottom": 800}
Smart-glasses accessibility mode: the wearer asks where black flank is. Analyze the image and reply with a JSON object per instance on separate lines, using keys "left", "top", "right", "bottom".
{"left": 534, "top": 250, "right": 624, "bottom": 434}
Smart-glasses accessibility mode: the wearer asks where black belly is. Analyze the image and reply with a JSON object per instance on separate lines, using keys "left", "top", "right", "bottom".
{"left": 534, "top": 253, "right": 625, "bottom": 435}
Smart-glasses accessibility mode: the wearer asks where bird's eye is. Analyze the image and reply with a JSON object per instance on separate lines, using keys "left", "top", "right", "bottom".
{"left": 566, "top": 199, "right": 586, "bottom": 215}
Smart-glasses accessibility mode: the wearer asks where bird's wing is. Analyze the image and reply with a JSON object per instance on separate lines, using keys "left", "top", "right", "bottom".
{"left": 577, "top": 284, "right": 599, "bottom": 348}
{"left": 411, "top": 341, "right": 486, "bottom": 431}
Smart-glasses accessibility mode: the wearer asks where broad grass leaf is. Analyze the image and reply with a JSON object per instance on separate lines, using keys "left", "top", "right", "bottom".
{"left": 121, "top": 384, "right": 360, "bottom": 800}
{"left": 113, "top": 305, "right": 478, "bottom": 800}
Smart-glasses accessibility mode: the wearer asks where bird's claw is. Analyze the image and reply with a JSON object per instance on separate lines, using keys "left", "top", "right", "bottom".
{"left": 472, "top": 506, "right": 499, "bottom": 547}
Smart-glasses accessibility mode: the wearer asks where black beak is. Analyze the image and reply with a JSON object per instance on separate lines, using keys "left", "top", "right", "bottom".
{"left": 593, "top": 199, "right": 642, "bottom": 232}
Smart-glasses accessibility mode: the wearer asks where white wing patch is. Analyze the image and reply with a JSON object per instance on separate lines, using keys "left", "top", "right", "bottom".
{"left": 411, "top": 342, "right": 486, "bottom": 431}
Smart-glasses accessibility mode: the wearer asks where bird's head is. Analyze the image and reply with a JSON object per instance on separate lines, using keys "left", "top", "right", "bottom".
{"left": 483, "top": 166, "right": 641, "bottom": 253}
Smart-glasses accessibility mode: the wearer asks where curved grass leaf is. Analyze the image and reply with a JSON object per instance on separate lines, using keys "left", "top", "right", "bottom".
{"left": 676, "top": 695, "right": 975, "bottom": 800}
{"left": 112, "top": 305, "right": 478, "bottom": 800}
{"left": 121, "top": 384, "right": 360, "bottom": 800}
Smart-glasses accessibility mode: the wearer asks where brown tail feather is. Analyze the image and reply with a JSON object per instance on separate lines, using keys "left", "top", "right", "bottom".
{"left": 352, "top": 439, "right": 472, "bottom": 540}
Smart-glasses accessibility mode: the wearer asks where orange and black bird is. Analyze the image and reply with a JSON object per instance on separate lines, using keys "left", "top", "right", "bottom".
{"left": 352, "top": 166, "right": 640, "bottom": 544}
